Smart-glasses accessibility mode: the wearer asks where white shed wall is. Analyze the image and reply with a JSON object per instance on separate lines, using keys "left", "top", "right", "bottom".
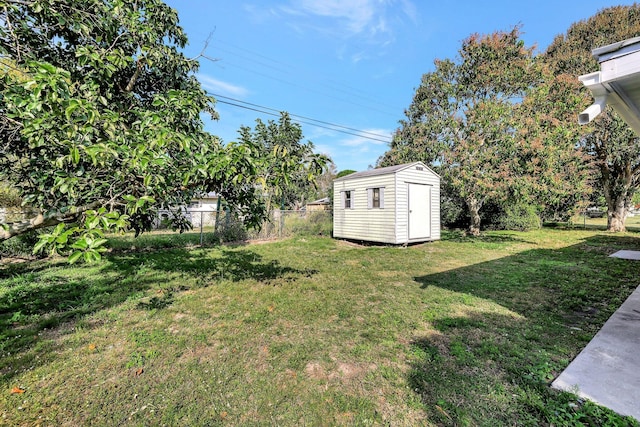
{"left": 333, "top": 174, "right": 396, "bottom": 243}
{"left": 394, "top": 168, "right": 440, "bottom": 242}
{"left": 333, "top": 162, "right": 440, "bottom": 244}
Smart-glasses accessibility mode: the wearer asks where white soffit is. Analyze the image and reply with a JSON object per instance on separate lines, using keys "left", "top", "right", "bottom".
{"left": 579, "top": 37, "right": 640, "bottom": 134}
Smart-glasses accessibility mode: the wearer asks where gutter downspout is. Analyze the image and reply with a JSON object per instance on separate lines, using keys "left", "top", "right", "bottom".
{"left": 578, "top": 71, "right": 610, "bottom": 125}
{"left": 579, "top": 96, "right": 608, "bottom": 125}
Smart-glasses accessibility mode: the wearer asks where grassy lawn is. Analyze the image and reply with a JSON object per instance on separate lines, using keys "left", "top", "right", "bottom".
{"left": 1, "top": 228, "right": 639, "bottom": 426}
{"left": 571, "top": 213, "right": 640, "bottom": 231}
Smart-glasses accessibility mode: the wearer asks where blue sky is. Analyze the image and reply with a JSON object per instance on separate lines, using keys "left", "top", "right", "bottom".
{"left": 165, "top": 0, "right": 634, "bottom": 172}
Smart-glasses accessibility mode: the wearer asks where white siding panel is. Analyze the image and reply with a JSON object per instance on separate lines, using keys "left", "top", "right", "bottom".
{"left": 333, "top": 174, "right": 396, "bottom": 242}
{"left": 395, "top": 165, "right": 440, "bottom": 243}
{"left": 334, "top": 162, "right": 440, "bottom": 244}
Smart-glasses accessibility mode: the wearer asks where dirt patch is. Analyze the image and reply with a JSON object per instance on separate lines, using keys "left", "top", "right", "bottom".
{"left": 304, "top": 362, "right": 327, "bottom": 380}
{"left": 336, "top": 240, "right": 367, "bottom": 248}
{"left": 304, "top": 361, "right": 377, "bottom": 381}
{"left": 336, "top": 362, "right": 377, "bottom": 379}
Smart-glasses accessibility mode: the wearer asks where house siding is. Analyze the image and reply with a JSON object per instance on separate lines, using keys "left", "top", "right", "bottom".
{"left": 333, "top": 162, "right": 440, "bottom": 244}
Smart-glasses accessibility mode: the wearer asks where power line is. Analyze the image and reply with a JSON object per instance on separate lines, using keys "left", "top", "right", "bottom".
{"left": 211, "top": 93, "right": 392, "bottom": 140}
{"left": 211, "top": 38, "right": 402, "bottom": 115}
{"left": 209, "top": 92, "right": 393, "bottom": 144}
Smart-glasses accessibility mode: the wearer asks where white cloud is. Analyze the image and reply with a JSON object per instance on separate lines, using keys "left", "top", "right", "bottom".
{"left": 198, "top": 74, "right": 249, "bottom": 97}
{"left": 293, "top": 0, "right": 376, "bottom": 35}
{"left": 279, "top": 0, "right": 417, "bottom": 40}
{"left": 314, "top": 144, "right": 334, "bottom": 157}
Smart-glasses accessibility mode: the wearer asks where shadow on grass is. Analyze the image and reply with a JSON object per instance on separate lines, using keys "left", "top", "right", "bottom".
{"left": 0, "top": 246, "right": 316, "bottom": 382}
{"left": 440, "top": 229, "right": 537, "bottom": 245}
{"left": 102, "top": 247, "right": 317, "bottom": 284}
{"left": 410, "top": 234, "right": 640, "bottom": 426}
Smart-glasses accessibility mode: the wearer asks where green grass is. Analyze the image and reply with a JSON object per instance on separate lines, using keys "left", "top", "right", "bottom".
{"left": 569, "top": 213, "right": 640, "bottom": 231}
{"left": 1, "top": 228, "right": 639, "bottom": 425}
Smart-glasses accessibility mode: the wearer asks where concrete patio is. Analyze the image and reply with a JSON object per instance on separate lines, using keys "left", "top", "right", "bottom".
{"left": 551, "top": 250, "right": 640, "bottom": 420}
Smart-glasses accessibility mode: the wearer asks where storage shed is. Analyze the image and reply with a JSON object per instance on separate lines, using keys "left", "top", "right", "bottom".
{"left": 333, "top": 162, "right": 440, "bottom": 244}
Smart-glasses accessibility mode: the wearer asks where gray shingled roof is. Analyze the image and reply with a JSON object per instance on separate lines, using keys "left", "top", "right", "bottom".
{"left": 334, "top": 162, "right": 426, "bottom": 182}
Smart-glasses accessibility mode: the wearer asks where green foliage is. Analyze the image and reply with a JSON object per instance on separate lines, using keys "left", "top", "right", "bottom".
{"left": 383, "top": 27, "right": 591, "bottom": 235}
{"left": 440, "top": 181, "right": 468, "bottom": 228}
{"left": 237, "top": 112, "right": 330, "bottom": 210}
{"left": 497, "top": 203, "right": 541, "bottom": 231}
{"left": 0, "top": 183, "right": 21, "bottom": 207}
{"left": 335, "top": 169, "right": 356, "bottom": 179}
{"left": 212, "top": 214, "right": 248, "bottom": 243}
{"left": 544, "top": 4, "right": 640, "bottom": 232}
{"left": 0, "top": 0, "right": 270, "bottom": 260}
{"left": 284, "top": 211, "right": 332, "bottom": 236}
{"left": 383, "top": 28, "right": 542, "bottom": 235}
{"left": 0, "top": 229, "right": 43, "bottom": 258}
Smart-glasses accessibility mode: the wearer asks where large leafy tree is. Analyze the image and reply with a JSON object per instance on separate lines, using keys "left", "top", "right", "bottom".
{"left": 237, "top": 112, "right": 329, "bottom": 210}
{"left": 511, "top": 67, "right": 592, "bottom": 222}
{"left": 0, "top": 0, "right": 271, "bottom": 260}
{"left": 381, "top": 28, "right": 538, "bottom": 235}
{"left": 544, "top": 4, "right": 640, "bottom": 232}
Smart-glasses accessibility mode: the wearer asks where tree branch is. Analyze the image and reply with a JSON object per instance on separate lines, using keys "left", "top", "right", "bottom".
{"left": 0, "top": 200, "right": 103, "bottom": 241}
{"left": 187, "top": 32, "right": 220, "bottom": 64}
{"left": 125, "top": 58, "right": 144, "bottom": 92}
{"left": 3, "top": 6, "right": 22, "bottom": 62}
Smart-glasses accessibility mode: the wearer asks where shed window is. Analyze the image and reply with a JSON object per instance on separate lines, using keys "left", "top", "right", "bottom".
{"left": 343, "top": 190, "right": 353, "bottom": 209}
{"left": 367, "top": 187, "right": 384, "bottom": 209}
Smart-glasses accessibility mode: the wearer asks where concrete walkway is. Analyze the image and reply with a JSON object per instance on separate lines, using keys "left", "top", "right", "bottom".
{"left": 552, "top": 253, "right": 640, "bottom": 420}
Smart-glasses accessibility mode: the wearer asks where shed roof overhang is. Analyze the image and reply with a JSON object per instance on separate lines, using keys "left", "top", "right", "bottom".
{"left": 579, "top": 36, "right": 640, "bottom": 134}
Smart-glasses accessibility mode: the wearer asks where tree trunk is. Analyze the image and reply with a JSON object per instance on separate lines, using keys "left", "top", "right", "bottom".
{"left": 0, "top": 213, "right": 61, "bottom": 241}
{"left": 466, "top": 197, "right": 482, "bottom": 236}
{"left": 607, "top": 199, "right": 627, "bottom": 232}
{"left": 600, "top": 162, "right": 631, "bottom": 233}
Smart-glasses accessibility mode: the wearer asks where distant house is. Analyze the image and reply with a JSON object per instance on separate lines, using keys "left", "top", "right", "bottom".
{"left": 333, "top": 162, "right": 440, "bottom": 244}
{"left": 188, "top": 192, "right": 219, "bottom": 227}
{"left": 156, "top": 192, "right": 220, "bottom": 229}
{"left": 305, "top": 197, "right": 331, "bottom": 212}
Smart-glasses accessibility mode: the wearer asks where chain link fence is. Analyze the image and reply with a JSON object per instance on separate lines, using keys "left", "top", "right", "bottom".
{"left": 1, "top": 207, "right": 333, "bottom": 255}
{"left": 183, "top": 209, "right": 332, "bottom": 244}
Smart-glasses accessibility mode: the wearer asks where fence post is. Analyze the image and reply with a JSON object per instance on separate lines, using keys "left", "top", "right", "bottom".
{"left": 200, "top": 211, "right": 204, "bottom": 245}
{"left": 214, "top": 197, "right": 222, "bottom": 233}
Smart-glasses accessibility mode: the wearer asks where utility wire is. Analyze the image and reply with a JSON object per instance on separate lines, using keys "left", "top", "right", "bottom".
{"left": 210, "top": 92, "right": 393, "bottom": 143}
{"left": 209, "top": 58, "right": 400, "bottom": 117}
{"left": 211, "top": 38, "right": 400, "bottom": 113}
{"left": 215, "top": 99, "right": 392, "bottom": 144}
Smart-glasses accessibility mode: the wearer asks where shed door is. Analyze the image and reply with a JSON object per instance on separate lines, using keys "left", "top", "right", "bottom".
{"left": 408, "top": 183, "right": 431, "bottom": 239}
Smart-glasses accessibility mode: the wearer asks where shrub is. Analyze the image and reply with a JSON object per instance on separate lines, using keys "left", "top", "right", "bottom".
{"left": 498, "top": 203, "right": 541, "bottom": 231}
{"left": 212, "top": 215, "right": 248, "bottom": 243}
{"left": 284, "top": 211, "right": 332, "bottom": 236}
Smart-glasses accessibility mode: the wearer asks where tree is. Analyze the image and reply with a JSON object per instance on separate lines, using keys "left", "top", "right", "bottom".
{"left": 237, "top": 112, "right": 329, "bottom": 210}
{"left": 310, "top": 160, "right": 337, "bottom": 202}
{"left": 511, "top": 67, "right": 592, "bottom": 223}
{"left": 544, "top": 5, "right": 640, "bottom": 232}
{"left": 335, "top": 170, "right": 356, "bottom": 179}
{"left": 382, "top": 28, "right": 538, "bottom": 235}
{"left": 0, "top": 0, "right": 271, "bottom": 260}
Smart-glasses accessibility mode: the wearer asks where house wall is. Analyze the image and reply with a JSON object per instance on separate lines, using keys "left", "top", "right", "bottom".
{"left": 333, "top": 173, "right": 397, "bottom": 243}
{"left": 394, "top": 167, "right": 440, "bottom": 243}
{"left": 190, "top": 198, "right": 219, "bottom": 227}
